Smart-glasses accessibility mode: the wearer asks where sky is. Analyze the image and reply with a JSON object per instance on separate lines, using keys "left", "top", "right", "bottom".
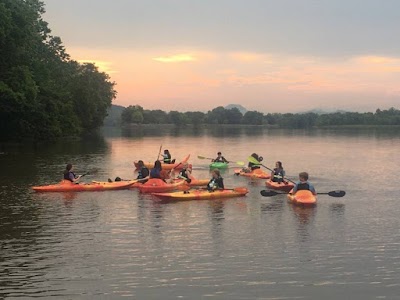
{"left": 43, "top": 0, "right": 400, "bottom": 113}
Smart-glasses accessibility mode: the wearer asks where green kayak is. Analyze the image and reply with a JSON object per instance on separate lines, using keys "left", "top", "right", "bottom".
{"left": 209, "top": 162, "right": 229, "bottom": 169}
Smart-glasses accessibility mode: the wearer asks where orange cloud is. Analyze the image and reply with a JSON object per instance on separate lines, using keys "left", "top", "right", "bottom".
{"left": 153, "top": 54, "right": 197, "bottom": 63}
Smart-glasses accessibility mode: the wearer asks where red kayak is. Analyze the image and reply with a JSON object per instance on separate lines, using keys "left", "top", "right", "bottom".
{"left": 138, "top": 178, "right": 185, "bottom": 193}
{"left": 234, "top": 168, "right": 271, "bottom": 179}
{"left": 287, "top": 190, "right": 317, "bottom": 206}
{"left": 32, "top": 180, "right": 136, "bottom": 192}
{"left": 265, "top": 180, "right": 294, "bottom": 193}
{"left": 134, "top": 154, "right": 191, "bottom": 171}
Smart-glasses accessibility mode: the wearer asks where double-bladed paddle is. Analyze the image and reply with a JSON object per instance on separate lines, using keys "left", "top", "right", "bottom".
{"left": 260, "top": 189, "right": 346, "bottom": 198}
{"left": 198, "top": 155, "right": 245, "bottom": 166}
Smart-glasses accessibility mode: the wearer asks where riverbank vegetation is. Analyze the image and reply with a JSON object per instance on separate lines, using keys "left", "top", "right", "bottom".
{"left": 121, "top": 105, "right": 400, "bottom": 128}
{"left": 0, "top": 0, "right": 116, "bottom": 141}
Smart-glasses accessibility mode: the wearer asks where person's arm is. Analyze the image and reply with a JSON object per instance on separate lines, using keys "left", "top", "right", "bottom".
{"left": 223, "top": 157, "right": 228, "bottom": 163}
{"left": 309, "top": 182, "right": 317, "bottom": 195}
{"left": 219, "top": 178, "right": 224, "bottom": 189}
{"left": 291, "top": 183, "right": 299, "bottom": 194}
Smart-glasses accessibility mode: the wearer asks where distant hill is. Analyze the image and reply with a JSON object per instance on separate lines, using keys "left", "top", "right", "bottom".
{"left": 103, "top": 104, "right": 125, "bottom": 126}
{"left": 225, "top": 104, "right": 247, "bottom": 115}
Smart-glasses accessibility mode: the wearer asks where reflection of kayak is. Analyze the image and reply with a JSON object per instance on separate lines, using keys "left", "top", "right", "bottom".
{"left": 287, "top": 190, "right": 317, "bottom": 206}
{"left": 265, "top": 180, "right": 294, "bottom": 192}
{"left": 32, "top": 180, "right": 135, "bottom": 192}
{"left": 209, "top": 162, "right": 229, "bottom": 169}
{"left": 138, "top": 178, "right": 185, "bottom": 193}
{"left": 153, "top": 188, "right": 249, "bottom": 201}
{"left": 234, "top": 168, "right": 271, "bottom": 179}
{"left": 134, "top": 154, "right": 191, "bottom": 170}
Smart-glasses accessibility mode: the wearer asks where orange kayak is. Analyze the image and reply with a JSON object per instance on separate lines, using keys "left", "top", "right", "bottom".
{"left": 138, "top": 178, "right": 185, "bottom": 193}
{"left": 234, "top": 168, "right": 271, "bottom": 179}
{"left": 32, "top": 180, "right": 136, "bottom": 192}
{"left": 134, "top": 154, "right": 191, "bottom": 171}
{"left": 265, "top": 180, "right": 294, "bottom": 192}
{"left": 153, "top": 187, "right": 249, "bottom": 201}
{"left": 173, "top": 176, "right": 209, "bottom": 187}
{"left": 287, "top": 190, "right": 317, "bottom": 206}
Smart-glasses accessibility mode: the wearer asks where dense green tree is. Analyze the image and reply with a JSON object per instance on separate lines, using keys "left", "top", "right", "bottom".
{"left": 242, "top": 111, "right": 264, "bottom": 125}
{"left": 0, "top": 0, "right": 116, "bottom": 141}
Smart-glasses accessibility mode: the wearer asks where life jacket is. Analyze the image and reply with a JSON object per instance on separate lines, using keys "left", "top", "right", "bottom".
{"left": 138, "top": 167, "right": 149, "bottom": 179}
{"left": 296, "top": 182, "right": 310, "bottom": 191}
{"left": 214, "top": 156, "right": 225, "bottom": 163}
{"left": 179, "top": 168, "right": 189, "bottom": 179}
{"left": 163, "top": 154, "right": 171, "bottom": 164}
{"left": 63, "top": 171, "right": 76, "bottom": 182}
{"left": 248, "top": 162, "right": 261, "bottom": 170}
{"left": 272, "top": 168, "right": 284, "bottom": 182}
{"left": 150, "top": 168, "right": 161, "bottom": 179}
{"left": 208, "top": 176, "right": 224, "bottom": 191}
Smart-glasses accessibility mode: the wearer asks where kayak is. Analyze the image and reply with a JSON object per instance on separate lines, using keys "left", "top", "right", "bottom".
{"left": 134, "top": 154, "right": 191, "bottom": 171}
{"left": 265, "top": 180, "right": 294, "bottom": 192}
{"left": 209, "top": 162, "right": 229, "bottom": 169}
{"left": 234, "top": 168, "right": 271, "bottom": 179}
{"left": 32, "top": 180, "right": 136, "bottom": 192}
{"left": 287, "top": 190, "right": 317, "bottom": 206}
{"left": 173, "top": 177, "right": 209, "bottom": 187}
{"left": 153, "top": 187, "right": 249, "bottom": 201}
{"left": 138, "top": 178, "right": 185, "bottom": 193}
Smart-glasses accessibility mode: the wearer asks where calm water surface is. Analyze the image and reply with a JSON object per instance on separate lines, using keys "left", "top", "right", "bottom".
{"left": 1, "top": 127, "right": 400, "bottom": 299}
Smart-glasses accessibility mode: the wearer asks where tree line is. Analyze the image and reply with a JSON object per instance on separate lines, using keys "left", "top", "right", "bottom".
{"left": 121, "top": 105, "right": 400, "bottom": 128}
{"left": 0, "top": 0, "right": 116, "bottom": 141}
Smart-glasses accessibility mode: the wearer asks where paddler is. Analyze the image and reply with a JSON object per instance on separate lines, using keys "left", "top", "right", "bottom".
{"left": 271, "top": 161, "right": 286, "bottom": 183}
{"left": 63, "top": 163, "right": 82, "bottom": 182}
{"left": 207, "top": 169, "right": 224, "bottom": 191}
{"left": 291, "top": 172, "right": 316, "bottom": 195}
{"left": 211, "top": 152, "right": 229, "bottom": 163}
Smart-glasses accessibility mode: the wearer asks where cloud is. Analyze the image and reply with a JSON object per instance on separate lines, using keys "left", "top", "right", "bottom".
{"left": 153, "top": 54, "right": 197, "bottom": 63}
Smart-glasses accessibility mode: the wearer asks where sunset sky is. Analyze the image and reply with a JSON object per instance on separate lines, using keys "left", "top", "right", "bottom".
{"left": 44, "top": 0, "right": 400, "bottom": 113}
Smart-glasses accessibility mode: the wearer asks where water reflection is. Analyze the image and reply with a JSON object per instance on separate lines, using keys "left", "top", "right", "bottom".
{"left": 290, "top": 205, "right": 316, "bottom": 243}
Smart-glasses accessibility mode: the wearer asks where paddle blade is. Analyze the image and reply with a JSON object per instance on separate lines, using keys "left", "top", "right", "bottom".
{"left": 248, "top": 156, "right": 259, "bottom": 164}
{"left": 260, "top": 190, "right": 282, "bottom": 197}
{"left": 235, "top": 161, "right": 245, "bottom": 166}
{"left": 327, "top": 190, "right": 346, "bottom": 197}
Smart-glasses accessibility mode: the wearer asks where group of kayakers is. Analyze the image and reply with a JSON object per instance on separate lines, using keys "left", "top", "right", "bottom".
{"left": 63, "top": 149, "right": 316, "bottom": 195}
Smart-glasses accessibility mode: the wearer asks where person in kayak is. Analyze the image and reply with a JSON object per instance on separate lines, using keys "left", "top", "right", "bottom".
{"left": 291, "top": 172, "right": 316, "bottom": 195}
{"left": 243, "top": 153, "right": 263, "bottom": 172}
{"left": 136, "top": 160, "right": 149, "bottom": 180}
{"left": 271, "top": 161, "right": 286, "bottom": 183}
{"left": 160, "top": 149, "right": 173, "bottom": 164}
{"left": 63, "top": 163, "right": 82, "bottom": 182}
{"left": 150, "top": 160, "right": 171, "bottom": 182}
{"left": 212, "top": 152, "right": 229, "bottom": 163}
{"left": 150, "top": 160, "right": 163, "bottom": 179}
{"left": 176, "top": 163, "right": 192, "bottom": 183}
{"left": 207, "top": 169, "right": 224, "bottom": 191}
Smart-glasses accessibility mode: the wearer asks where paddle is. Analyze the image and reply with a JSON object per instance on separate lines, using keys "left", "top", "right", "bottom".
{"left": 247, "top": 156, "right": 296, "bottom": 184}
{"left": 198, "top": 155, "right": 245, "bottom": 166}
{"left": 157, "top": 144, "right": 162, "bottom": 160}
{"left": 260, "top": 189, "right": 346, "bottom": 198}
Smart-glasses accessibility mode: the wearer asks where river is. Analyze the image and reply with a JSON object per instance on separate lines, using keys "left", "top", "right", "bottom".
{"left": 1, "top": 126, "right": 400, "bottom": 299}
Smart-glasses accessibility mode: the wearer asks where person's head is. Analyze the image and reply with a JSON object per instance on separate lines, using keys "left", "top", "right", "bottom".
{"left": 164, "top": 149, "right": 169, "bottom": 154}
{"left": 251, "top": 153, "right": 259, "bottom": 160}
{"left": 137, "top": 160, "right": 144, "bottom": 168}
{"left": 217, "top": 152, "right": 222, "bottom": 157}
{"left": 299, "top": 172, "right": 309, "bottom": 182}
{"left": 275, "top": 161, "right": 282, "bottom": 169}
{"left": 154, "top": 160, "right": 162, "bottom": 170}
{"left": 212, "top": 168, "right": 221, "bottom": 178}
{"left": 66, "top": 163, "right": 73, "bottom": 171}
